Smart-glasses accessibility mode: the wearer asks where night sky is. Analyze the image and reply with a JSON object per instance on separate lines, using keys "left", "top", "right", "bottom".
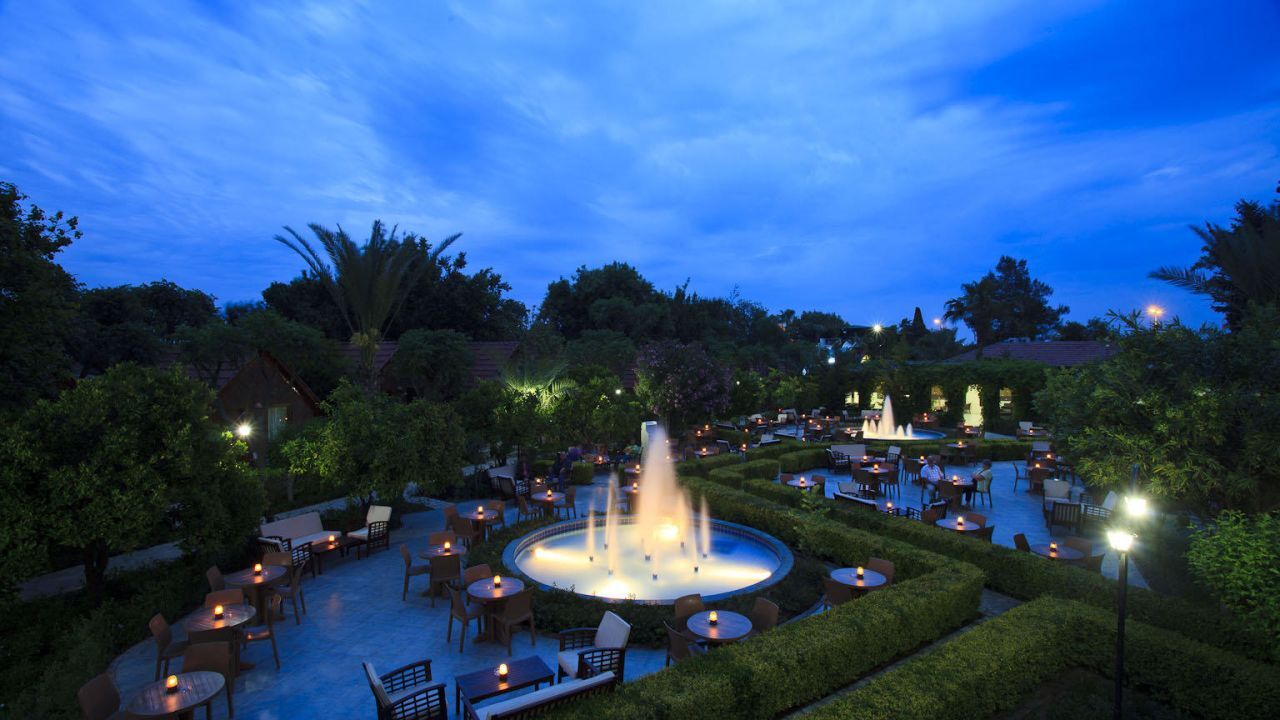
{"left": 2, "top": 0, "right": 1277, "bottom": 333}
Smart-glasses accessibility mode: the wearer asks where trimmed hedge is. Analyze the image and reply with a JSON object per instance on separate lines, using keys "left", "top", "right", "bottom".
{"left": 777, "top": 448, "right": 830, "bottom": 473}
{"left": 548, "top": 478, "right": 984, "bottom": 720}
{"left": 677, "top": 453, "right": 742, "bottom": 478}
{"left": 699, "top": 470, "right": 1276, "bottom": 663}
{"left": 569, "top": 461, "right": 596, "bottom": 485}
{"left": 706, "top": 459, "right": 781, "bottom": 490}
{"left": 800, "top": 598, "right": 1280, "bottom": 720}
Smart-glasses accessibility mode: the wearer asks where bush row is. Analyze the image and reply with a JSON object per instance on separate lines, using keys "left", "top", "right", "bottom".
{"left": 549, "top": 478, "right": 983, "bottom": 719}
{"left": 676, "top": 453, "right": 742, "bottom": 478}
{"left": 700, "top": 469, "right": 1276, "bottom": 663}
{"left": 800, "top": 597, "right": 1280, "bottom": 720}
{"left": 705, "top": 459, "right": 781, "bottom": 490}
{"left": 569, "top": 461, "right": 596, "bottom": 485}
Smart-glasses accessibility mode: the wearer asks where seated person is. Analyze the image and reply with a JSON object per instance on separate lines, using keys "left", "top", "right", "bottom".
{"left": 967, "top": 460, "right": 993, "bottom": 504}
{"left": 920, "top": 455, "right": 945, "bottom": 499}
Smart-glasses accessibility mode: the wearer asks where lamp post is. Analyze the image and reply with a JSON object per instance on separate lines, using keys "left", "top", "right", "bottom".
{"left": 1107, "top": 495, "right": 1148, "bottom": 719}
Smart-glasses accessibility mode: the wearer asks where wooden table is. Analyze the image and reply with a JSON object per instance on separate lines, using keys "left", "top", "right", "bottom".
{"left": 1032, "top": 544, "right": 1084, "bottom": 561}
{"left": 224, "top": 565, "right": 286, "bottom": 626}
{"left": 468, "top": 577, "right": 526, "bottom": 642}
{"left": 856, "top": 456, "right": 888, "bottom": 466}
{"left": 309, "top": 536, "right": 362, "bottom": 575}
{"left": 126, "top": 671, "right": 224, "bottom": 718}
{"left": 418, "top": 543, "right": 468, "bottom": 560}
{"left": 786, "top": 478, "right": 818, "bottom": 491}
{"left": 456, "top": 655, "right": 554, "bottom": 715}
{"left": 459, "top": 508, "right": 503, "bottom": 539}
{"left": 184, "top": 603, "right": 256, "bottom": 672}
{"left": 831, "top": 567, "right": 888, "bottom": 591}
{"left": 533, "top": 491, "right": 565, "bottom": 509}
{"left": 934, "top": 517, "right": 983, "bottom": 533}
{"left": 685, "top": 609, "right": 752, "bottom": 644}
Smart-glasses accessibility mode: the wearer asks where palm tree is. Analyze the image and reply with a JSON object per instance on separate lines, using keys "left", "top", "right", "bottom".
{"left": 275, "top": 221, "right": 460, "bottom": 385}
{"left": 1150, "top": 198, "right": 1280, "bottom": 330}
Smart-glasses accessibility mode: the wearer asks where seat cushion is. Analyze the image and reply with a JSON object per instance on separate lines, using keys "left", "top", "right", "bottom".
{"left": 348, "top": 527, "right": 369, "bottom": 540}
{"left": 478, "top": 672, "right": 614, "bottom": 720}
{"left": 557, "top": 649, "right": 580, "bottom": 678}
{"left": 295, "top": 531, "right": 338, "bottom": 548}
{"left": 594, "top": 611, "right": 631, "bottom": 649}
{"left": 261, "top": 512, "right": 325, "bottom": 544}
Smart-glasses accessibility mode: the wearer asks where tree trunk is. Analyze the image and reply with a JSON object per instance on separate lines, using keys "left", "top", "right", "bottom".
{"left": 82, "top": 539, "right": 110, "bottom": 605}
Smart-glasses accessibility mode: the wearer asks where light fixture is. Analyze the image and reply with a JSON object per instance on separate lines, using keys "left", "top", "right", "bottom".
{"left": 235, "top": 423, "right": 252, "bottom": 439}
{"left": 872, "top": 323, "right": 883, "bottom": 333}
{"left": 614, "top": 388, "right": 622, "bottom": 396}
{"left": 827, "top": 356, "right": 836, "bottom": 365}
{"left": 1107, "top": 530, "right": 1134, "bottom": 553}
{"left": 1124, "top": 496, "right": 1148, "bottom": 518}
{"left": 932, "top": 318, "right": 942, "bottom": 327}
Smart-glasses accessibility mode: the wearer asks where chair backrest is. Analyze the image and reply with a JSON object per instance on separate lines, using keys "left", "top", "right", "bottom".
{"left": 149, "top": 613, "right": 173, "bottom": 649}
{"left": 867, "top": 557, "right": 895, "bottom": 585}
{"left": 822, "top": 577, "right": 853, "bottom": 606}
{"left": 429, "top": 552, "right": 462, "bottom": 581}
{"left": 749, "top": 597, "right": 779, "bottom": 633}
{"left": 204, "top": 588, "right": 245, "bottom": 608}
{"left": 1064, "top": 537, "right": 1092, "bottom": 557}
{"left": 1029, "top": 467, "right": 1054, "bottom": 483}
{"left": 928, "top": 499, "right": 950, "bottom": 518}
{"left": 1083, "top": 553, "right": 1105, "bottom": 573}
{"left": 517, "top": 494, "right": 533, "bottom": 514}
{"left": 448, "top": 585, "right": 468, "bottom": 616}
{"left": 566, "top": 486, "right": 577, "bottom": 503}
{"left": 182, "top": 640, "right": 234, "bottom": 678}
{"left": 886, "top": 446, "right": 901, "bottom": 461}
{"left": 400, "top": 544, "right": 413, "bottom": 568}
{"left": 673, "top": 593, "right": 705, "bottom": 621}
{"left": 778, "top": 473, "right": 794, "bottom": 484}
{"left": 1014, "top": 533, "right": 1031, "bottom": 552}
{"left": 364, "top": 661, "right": 392, "bottom": 710}
{"left": 77, "top": 673, "right": 120, "bottom": 720}
{"left": 463, "top": 563, "right": 492, "bottom": 586}
{"left": 1052, "top": 502, "right": 1082, "bottom": 524}
{"left": 263, "top": 550, "right": 292, "bottom": 569}
{"left": 291, "top": 542, "right": 312, "bottom": 571}
{"left": 975, "top": 525, "right": 995, "bottom": 542}
{"left": 368, "top": 520, "right": 389, "bottom": 543}
{"left": 966, "top": 512, "right": 987, "bottom": 527}
{"left": 502, "top": 588, "right": 533, "bottom": 619}
{"left": 595, "top": 610, "right": 631, "bottom": 648}
{"left": 921, "top": 508, "right": 940, "bottom": 525}
{"left": 665, "top": 621, "right": 697, "bottom": 662}
{"left": 428, "top": 530, "right": 456, "bottom": 546}
{"left": 498, "top": 475, "right": 518, "bottom": 499}
{"left": 442, "top": 504, "right": 458, "bottom": 522}
{"left": 1044, "top": 478, "right": 1070, "bottom": 500}
{"left": 206, "top": 566, "right": 224, "bottom": 592}
{"left": 367, "top": 504, "right": 393, "bottom": 525}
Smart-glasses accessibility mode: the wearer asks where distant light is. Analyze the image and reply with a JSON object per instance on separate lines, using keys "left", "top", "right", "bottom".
{"left": 932, "top": 318, "right": 942, "bottom": 327}
{"left": 872, "top": 323, "right": 883, "bottom": 333}
{"left": 827, "top": 356, "right": 836, "bottom": 366}
{"left": 235, "top": 423, "right": 252, "bottom": 439}
{"left": 614, "top": 388, "right": 622, "bottom": 396}
{"left": 1146, "top": 305, "right": 1165, "bottom": 322}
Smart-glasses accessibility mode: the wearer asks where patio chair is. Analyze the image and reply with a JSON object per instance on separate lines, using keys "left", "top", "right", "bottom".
{"left": 428, "top": 530, "right": 455, "bottom": 546}
{"left": 243, "top": 595, "right": 282, "bottom": 670}
{"left": 77, "top": 673, "right": 126, "bottom": 720}
{"left": 181, "top": 640, "right": 235, "bottom": 717}
{"left": 821, "top": 577, "right": 854, "bottom": 610}
{"left": 291, "top": 541, "right": 315, "bottom": 580}
{"left": 557, "top": 611, "right": 631, "bottom": 682}
{"left": 203, "top": 588, "right": 245, "bottom": 608}
{"left": 902, "top": 457, "right": 922, "bottom": 487}
{"left": 963, "top": 512, "right": 987, "bottom": 527}
{"left": 491, "top": 588, "right": 537, "bottom": 654}
{"left": 1063, "top": 537, "right": 1093, "bottom": 567}
{"left": 426, "top": 553, "right": 461, "bottom": 607}
{"left": 867, "top": 557, "right": 895, "bottom": 586}
{"left": 516, "top": 494, "right": 541, "bottom": 522}
{"left": 778, "top": 473, "right": 794, "bottom": 485}
{"left": 488, "top": 501, "right": 508, "bottom": 529}
{"left": 1081, "top": 552, "right": 1106, "bottom": 574}
{"left": 206, "top": 566, "right": 225, "bottom": 592}
{"left": 1046, "top": 502, "right": 1083, "bottom": 534}
{"left": 1013, "top": 533, "right": 1032, "bottom": 552}
{"left": 555, "top": 487, "right": 579, "bottom": 520}
{"left": 974, "top": 525, "right": 995, "bottom": 543}
{"left": 449, "top": 515, "right": 482, "bottom": 549}
{"left": 927, "top": 499, "right": 950, "bottom": 519}
{"left": 973, "top": 471, "right": 993, "bottom": 507}
{"left": 349, "top": 505, "right": 393, "bottom": 550}
{"left": 497, "top": 475, "right": 519, "bottom": 500}
{"left": 664, "top": 621, "right": 706, "bottom": 665}
{"left": 672, "top": 593, "right": 705, "bottom": 632}
{"left": 400, "top": 545, "right": 431, "bottom": 601}
{"left": 148, "top": 613, "right": 188, "bottom": 680}
{"left": 746, "top": 597, "right": 779, "bottom": 638}
{"left": 445, "top": 586, "right": 485, "bottom": 653}
{"left": 360, "top": 521, "right": 390, "bottom": 558}
{"left": 920, "top": 508, "right": 941, "bottom": 526}
{"left": 810, "top": 474, "right": 827, "bottom": 496}
{"left": 462, "top": 563, "right": 492, "bottom": 588}
{"left": 879, "top": 467, "right": 900, "bottom": 499}
{"left": 364, "top": 659, "right": 447, "bottom": 720}
{"left": 1042, "top": 478, "right": 1071, "bottom": 514}
{"left": 1028, "top": 467, "right": 1054, "bottom": 495}
{"left": 264, "top": 550, "right": 306, "bottom": 623}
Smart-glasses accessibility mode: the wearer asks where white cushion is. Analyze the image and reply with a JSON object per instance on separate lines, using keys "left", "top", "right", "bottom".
{"left": 1044, "top": 479, "right": 1070, "bottom": 499}
{"left": 557, "top": 650, "right": 580, "bottom": 678}
{"left": 366, "top": 505, "right": 393, "bottom": 524}
{"left": 478, "top": 672, "right": 614, "bottom": 720}
{"left": 295, "top": 531, "right": 338, "bottom": 548}
{"left": 260, "top": 512, "right": 328, "bottom": 545}
{"left": 348, "top": 528, "right": 369, "bottom": 540}
{"left": 1101, "top": 491, "right": 1118, "bottom": 511}
{"left": 594, "top": 611, "right": 630, "bottom": 649}
{"left": 364, "top": 663, "right": 391, "bottom": 709}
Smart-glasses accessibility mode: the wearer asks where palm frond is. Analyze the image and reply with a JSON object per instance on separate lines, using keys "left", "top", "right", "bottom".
{"left": 1148, "top": 266, "right": 1211, "bottom": 294}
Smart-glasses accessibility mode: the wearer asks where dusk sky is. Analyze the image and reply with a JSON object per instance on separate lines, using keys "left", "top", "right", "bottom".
{"left": 2, "top": 0, "right": 1277, "bottom": 334}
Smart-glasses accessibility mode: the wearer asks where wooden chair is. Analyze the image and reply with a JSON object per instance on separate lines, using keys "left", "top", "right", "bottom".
{"left": 902, "top": 458, "right": 923, "bottom": 487}
{"left": 450, "top": 516, "right": 482, "bottom": 549}
{"left": 362, "top": 521, "right": 390, "bottom": 558}
{"left": 778, "top": 473, "right": 794, "bottom": 485}
{"left": 867, "top": 558, "right": 895, "bottom": 586}
{"left": 664, "top": 621, "right": 705, "bottom": 665}
{"left": 243, "top": 594, "right": 282, "bottom": 669}
{"left": 672, "top": 593, "right": 705, "bottom": 632}
{"left": 973, "top": 472, "right": 993, "bottom": 507}
{"left": 920, "top": 508, "right": 941, "bottom": 526}
{"left": 964, "top": 512, "right": 987, "bottom": 527}
{"left": 491, "top": 588, "right": 536, "bottom": 654}
{"left": 462, "top": 563, "right": 492, "bottom": 588}
{"left": 879, "top": 467, "right": 899, "bottom": 499}
{"left": 746, "top": 597, "right": 779, "bottom": 638}
{"left": 488, "top": 501, "right": 507, "bottom": 530}
{"left": 555, "top": 487, "right": 578, "bottom": 520}
{"left": 822, "top": 577, "right": 854, "bottom": 609}
{"left": 426, "top": 553, "right": 461, "bottom": 607}
{"left": 400, "top": 545, "right": 431, "bottom": 601}
{"left": 292, "top": 541, "right": 315, "bottom": 580}
{"left": 206, "top": 566, "right": 225, "bottom": 592}
{"left": 1046, "top": 502, "right": 1083, "bottom": 533}
{"left": 516, "top": 494, "right": 540, "bottom": 522}
{"left": 556, "top": 611, "right": 631, "bottom": 682}
{"left": 1014, "top": 533, "right": 1032, "bottom": 552}
{"left": 445, "top": 585, "right": 485, "bottom": 653}
{"left": 264, "top": 550, "right": 306, "bottom": 623}
{"left": 204, "top": 588, "right": 245, "bottom": 608}
{"left": 364, "top": 659, "right": 447, "bottom": 720}
{"left": 148, "top": 613, "right": 189, "bottom": 680}
{"left": 428, "top": 530, "right": 456, "bottom": 546}
{"left": 1081, "top": 552, "right": 1106, "bottom": 574}
{"left": 181, "top": 640, "right": 235, "bottom": 717}
{"left": 974, "top": 525, "right": 995, "bottom": 543}
{"left": 77, "top": 673, "right": 126, "bottom": 720}
{"left": 1028, "top": 466, "right": 1054, "bottom": 495}
{"left": 810, "top": 475, "right": 827, "bottom": 496}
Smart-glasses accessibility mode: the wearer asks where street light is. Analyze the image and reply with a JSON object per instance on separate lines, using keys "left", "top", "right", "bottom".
{"left": 871, "top": 323, "right": 883, "bottom": 333}
{"left": 827, "top": 356, "right": 836, "bottom": 366}
{"left": 235, "top": 423, "right": 252, "bottom": 439}
{"left": 1146, "top": 304, "right": 1165, "bottom": 324}
{"left": 932, "top": 317, "right": 942, "bottom": 327}
{"left": 1107, "top": 495, "right": 1148, "bottom": 719}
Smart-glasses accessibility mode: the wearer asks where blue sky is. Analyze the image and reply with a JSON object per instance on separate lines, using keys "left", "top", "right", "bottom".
{"left": 2, "top": 0, "right": 1277, "bottom": 334}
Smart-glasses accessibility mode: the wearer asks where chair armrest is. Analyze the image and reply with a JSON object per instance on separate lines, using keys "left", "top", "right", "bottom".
{"left": 558, "top": 627, "right": 597, "bottom": 650}
{"left": 381, "top": 659, "right": 432, "bottom": 692}
{"left": 578, "top": 647, "right": 625, "bottom": 680}
{"left": 390, "top": 681, "right": 446, "bottom": 720}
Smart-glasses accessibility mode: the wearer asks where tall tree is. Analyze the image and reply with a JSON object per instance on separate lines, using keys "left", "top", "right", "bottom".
{"left": 1150, "top": 192, "right": 1280, "bottom": 331}
{"left": 945, "top": 256, "right": 1067, "bottom": 347}
{"left": 0, "top": 182, "right": 79, "bottom": 414}
{"left": 275, "top": 221, "right": 458, "bottom": 384}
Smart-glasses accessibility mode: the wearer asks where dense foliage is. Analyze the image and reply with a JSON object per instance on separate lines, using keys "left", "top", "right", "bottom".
{"left": 1187, "top": 511, "right": 1280, "bottom": 654}
{"left": 944, "top": 256, "right": 1067, "bottom": 346}
{"left": 635, "top": 341, "right": 732, "bottom": 433}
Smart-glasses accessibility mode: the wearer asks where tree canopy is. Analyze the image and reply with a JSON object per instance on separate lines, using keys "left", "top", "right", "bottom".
{"left": 944, "top": 256, "right": 1067, "bottom": 346}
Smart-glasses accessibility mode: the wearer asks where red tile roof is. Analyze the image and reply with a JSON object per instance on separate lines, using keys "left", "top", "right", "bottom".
{"left": 946, "top": 341, "right": 1116, "bottom": 367}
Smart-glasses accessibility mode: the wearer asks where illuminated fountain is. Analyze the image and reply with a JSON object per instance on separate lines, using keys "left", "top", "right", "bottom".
{"left": 860, "top": 395, "right": 945, "bottom": 440}
{"left": 506, "top": 427, "right": 792, "bottom": 603}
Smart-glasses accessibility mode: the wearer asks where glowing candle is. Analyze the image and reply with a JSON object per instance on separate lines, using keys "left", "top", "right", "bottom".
{"left": 493, "top": 575, "right": 502, "bottom": 588}
{"left": 253, "top": 563, "right": 262, "bottom": 576}
{"left": 957, "top": 516, "right": 965, "bottom": 527}
{"left": 477, "top": 506, "right": 484, "bottom": 516}
{"left": 165, "top": 675, "right": 179, "bottom": 694}
{"left": 498, "top": 663, "right": 509, "bottom": 680}
{"left": 328, "top": 534, "right": 336, "bottom": 544}
{"left": 856, "top": 566, "right": 865, "bottom": 580}
{"left": 213, "top": 604, "right": 224, "bottom": 620}
{"left": 708, "top": 610, "right": 718, "bottom": 625}
{"left": 547, "top": 488, "right": 553, "bottom": 498}
{"left": 632, "top": 482, "right": 638, "bottom": 490}
{"left": 886, "top": 502, "right": 894, "bottom": 511}
{"left": 443, "top": 541, "right": 451, "bottom": 553}
{"left": 873, "top": 464, "right": 879, "bottom": 471}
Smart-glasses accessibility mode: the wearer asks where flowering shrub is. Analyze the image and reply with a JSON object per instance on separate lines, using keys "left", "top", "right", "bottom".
{"left": 635, "top": 340, "right": 731, "bottom": 433}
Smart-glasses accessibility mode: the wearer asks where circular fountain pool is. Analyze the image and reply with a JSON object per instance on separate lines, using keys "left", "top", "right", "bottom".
{"left": 504, "top": 517, "right": 792, "bottom": 604}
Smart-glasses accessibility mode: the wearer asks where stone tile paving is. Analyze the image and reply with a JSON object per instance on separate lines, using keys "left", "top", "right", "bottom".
{"left": 108, "top": 502, "right": 666, "bottom": 720}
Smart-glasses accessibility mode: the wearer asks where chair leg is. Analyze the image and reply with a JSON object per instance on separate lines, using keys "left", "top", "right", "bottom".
{"left": 529, "top": 618, "right": 536, "bottom": 646}
{"left": 458, "top": 618, "right": 467, "bottom": 653}
{"left": 155, "top": 657, "right": 162, "bottom": 681}
{"left": 271, "top": 634, "right": 280, "bottom": 669}
{"left": 292, "top": 595, "right": 301, "bottom": 624}
{"left": 402, "top": 574, "right": 409, "bottom": 601}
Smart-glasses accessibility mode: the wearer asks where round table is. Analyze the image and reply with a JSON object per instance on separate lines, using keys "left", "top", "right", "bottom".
{"left": 934, "top": 517, "right": 983, "bottom": 533}
{"left": 224, "top": 565, "right": 286, "bottom": 626}
{"left": 685, "top": 610, "right": 751, "bottom": 644}
{"left": 533, "top": 492, "right": 565, "bottom": 506}
{"left": 184, "top": 603, "right": 255, "bottom": 634}
{"left": 786, "top": 479, "right": 818, "bottom": 491}
{"left": 468, "top": 577, "right": 526, "bottom": 642}
{"left": 126, "top": 671, "right": 225, "bottom": 718}
{"left": 831, "top": 567, "right": 888, "bottom": 590}
{"left": 419, "top": 543, "right": 468, "bottom": 560}
{"left": 1032, "top": 544, "right": 1084, "bottom": 561}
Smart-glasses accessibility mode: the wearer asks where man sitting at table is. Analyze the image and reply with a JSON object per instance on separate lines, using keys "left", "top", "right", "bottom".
{"left": 920, "top": 455, "right": 945, "bottom": 499}
{"left": 967, "top": 460, "right": 993, "bottom": 505}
